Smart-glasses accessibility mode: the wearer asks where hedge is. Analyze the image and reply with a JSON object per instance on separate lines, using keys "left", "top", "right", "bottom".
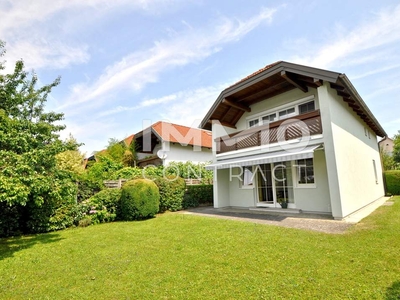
{"left": 183, "top": 185, "right": 213, "bottom": 209}
{"left": 384, "top": 170, "right": 400, "bottom": 195}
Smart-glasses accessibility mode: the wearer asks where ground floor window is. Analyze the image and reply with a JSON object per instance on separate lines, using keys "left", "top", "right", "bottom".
{"left": 296, "top": 158, "right": 315, "bottom": 185}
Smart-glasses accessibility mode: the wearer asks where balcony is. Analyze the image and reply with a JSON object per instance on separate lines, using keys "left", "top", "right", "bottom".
{"left": 216, "top": 110, "right": 322, "bottom": 154}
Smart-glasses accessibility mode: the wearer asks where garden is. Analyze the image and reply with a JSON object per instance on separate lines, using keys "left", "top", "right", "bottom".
{"left": 0, "top": 197, "right": 399, "bottom": 299}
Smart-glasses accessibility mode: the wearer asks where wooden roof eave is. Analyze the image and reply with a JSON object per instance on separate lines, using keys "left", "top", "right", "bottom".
{"left": 199, "top": 61, "right": 341, "bottom": 130}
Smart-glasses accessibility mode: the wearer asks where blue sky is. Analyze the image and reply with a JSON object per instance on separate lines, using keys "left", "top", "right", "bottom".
{"left": 1, "top": 0, "right": 400, "bottom": 155}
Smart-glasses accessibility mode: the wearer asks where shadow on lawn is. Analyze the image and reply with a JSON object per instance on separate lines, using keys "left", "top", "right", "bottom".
{"left": 386, "top": 280, "right": 400, "bottom": 299}
{"left": 0, "top": 233, "right": 63, "bottom": 261}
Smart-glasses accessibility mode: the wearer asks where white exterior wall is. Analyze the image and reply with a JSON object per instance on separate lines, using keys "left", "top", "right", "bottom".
{"left": 293, "top": 149, "right": 331, "bottom": 213}
{"left": 214, "top": 169, "right": 230, "bottom": 208}
{"left": 163, "top": 142, "right": 212, "bottom": 165}
{"left": 318, "top": 83, "right": 384, "bottom": 219}
{"left": 228, "top": 167, "right": 256, "bottom": 207}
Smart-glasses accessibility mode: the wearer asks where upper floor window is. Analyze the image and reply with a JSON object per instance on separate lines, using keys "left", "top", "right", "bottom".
{"left": 247, "top": 99, "right": 316, "bottom": 129}
{"left": 249, "top": 119, "right": 259, "bottom": 128}
{"left": 299, "top": 101, "right": 315, "bottom": 114}
{"left": 262, "top": 113, "right": 277, "bottom": 123}
{"left": 278, "top": 107, "right": 296, "bottom": 119}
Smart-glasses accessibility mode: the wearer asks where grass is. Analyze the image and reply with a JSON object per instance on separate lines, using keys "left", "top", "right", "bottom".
{"left": 1, "top": 198, "right": 400, "bottom": 299}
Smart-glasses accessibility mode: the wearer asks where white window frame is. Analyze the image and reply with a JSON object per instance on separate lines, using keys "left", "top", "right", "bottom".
{"left": 246, "top": 95, "right": 316, "bottom": 129}
{"left": 372, "top": 159, "right": 378, "bottom": 184}
{"left": 294, "top": 158, "right": 316, "bottom": 188}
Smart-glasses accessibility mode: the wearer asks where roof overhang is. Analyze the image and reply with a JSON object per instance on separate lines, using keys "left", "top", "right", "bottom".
{"left": 200, "top": 61, "right": 386, "bottom": 137}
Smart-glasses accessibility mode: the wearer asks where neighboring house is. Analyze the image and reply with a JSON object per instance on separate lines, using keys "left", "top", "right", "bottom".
{"left": 200, "top": 61, "right": 386, "bottom": 220}
{"left": 379, "top": 137, "right": 394, "bottom": 155}
{"left": 134, "top": 121, "right": 212, "bottom": 167}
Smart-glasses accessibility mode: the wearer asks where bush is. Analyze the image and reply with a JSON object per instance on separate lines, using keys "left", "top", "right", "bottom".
{"left": 112, "top": 167, "right": 142, "bottom": 180}
{"left": 182, "top": 192, "right": 199, "bottom": 209}
{"left": 186, "top": 185, "right": 213, "bottom": 205}
{"left": 77, "top": 176, "right": 103, "bottom": 203}
{"left": 84, "top": 188, "right": 122, "bottom": 224}
{"left": 119, "top": 179, "right": 160, "bottom": 220}
{"left": 154, "top": 176, "right": 186, "bottom": 212}
{"left": 48, "top": 204, "right": 86, "bottom": 231}
{"left": 385, "top": 170, "right": 400, "bottom": 195}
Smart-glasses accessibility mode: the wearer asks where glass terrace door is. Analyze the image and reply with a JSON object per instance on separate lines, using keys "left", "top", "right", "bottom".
{"left": 256, "top": 162, "right": 294, "bottom": 207}
{"left": 257, "top": 164, "right": 274, "bottom": 205}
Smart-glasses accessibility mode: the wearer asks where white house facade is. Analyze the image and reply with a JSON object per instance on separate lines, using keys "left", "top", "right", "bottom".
{"left": 134, "top": 121, "right": 213, "bottom": 167}
{"left": 200, "top": 61, "right": 386, "bottom": 220}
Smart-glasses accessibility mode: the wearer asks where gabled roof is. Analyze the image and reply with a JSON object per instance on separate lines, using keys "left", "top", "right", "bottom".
{"left": 200, "top": 61, "right": 386, "bottom": 137}
{"left": 137, "top": 121, "right": 212, "bottom": 148}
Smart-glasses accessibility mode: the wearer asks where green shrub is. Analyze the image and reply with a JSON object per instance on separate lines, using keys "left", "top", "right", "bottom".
{"left": 84, "top": 188, "right": 122, "bottom": 224}
{"left": 166, "top": 161, "right": 213, "bottom": 181}
{"left": 182, "top": 192, "right": 199, "bottom": 209}
{"left": 385, "top": 170, "right": 400, "bottom": 195}
{"left": 77, "top": 177, "right": 103, "bottom": 203}
{"left": 154, "top": 176, "right": 186, "bottom": 212}
{"left": 112, "top": 167, "right": 142, "bottom": 180}
{"left": 48, "top": 204, "right": 86, "bottom": 231}
{"left": 78, "top": 216, "right": 92, "bottom": 227}
{"left": 119, "top": 179, "right": 160, "bottom": 220}
{"left": 186, "top": 185, "right": 213, "bottom": 205}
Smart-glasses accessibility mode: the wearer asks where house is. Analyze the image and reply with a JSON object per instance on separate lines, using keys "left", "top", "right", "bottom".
{"left": 379, "top": 137, "right": 394, "bottom": 155}
{"left": 134, "top": 121, "right": 212, "bottom": 167}
{"left": 200, "top": 61, "right": 386, "bottom": 220}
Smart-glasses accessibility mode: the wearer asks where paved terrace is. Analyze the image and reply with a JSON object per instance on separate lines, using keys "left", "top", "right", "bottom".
{"left": 180, "top": 196, "right": 391, "bottom": 234}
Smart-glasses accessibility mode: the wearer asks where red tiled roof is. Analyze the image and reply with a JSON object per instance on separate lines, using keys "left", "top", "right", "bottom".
{"left": 123, "top": 134, "right": 135, "bottom": 146}
{"left": 151, "top": 121, "right": 212, "bottom": 148}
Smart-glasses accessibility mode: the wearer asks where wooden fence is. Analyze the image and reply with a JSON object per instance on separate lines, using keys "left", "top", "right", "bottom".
{"left": 103, "top": 178, "right": 211, "bottom": 188}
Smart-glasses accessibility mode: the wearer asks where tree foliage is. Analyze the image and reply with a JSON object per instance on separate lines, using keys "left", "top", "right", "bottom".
{"left": 0, "top": 41, "right": 79, "bottom": 235}
{"left": 393, "top": 131, "right": 400, "bottom": 166}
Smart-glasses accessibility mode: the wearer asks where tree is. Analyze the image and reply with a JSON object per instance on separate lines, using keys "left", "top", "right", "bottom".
{"left": 380, "top": 148, "right": 395, "bottom": 170}
{"left": 393, "top": 131, "right": 400, "bottom": 166}
{"left": 56, "top": 135, "right": 85, "bottom": 175}
{"left": 0, "top": 41, "right": 78, "bottom": 234}
{"left": 97, "top": 137, "right": 138, "bottom": 167}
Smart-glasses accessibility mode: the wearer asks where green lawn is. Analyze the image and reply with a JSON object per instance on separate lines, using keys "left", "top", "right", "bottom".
{"left": 1, "top": 198, "right": 400, "bottom": 299}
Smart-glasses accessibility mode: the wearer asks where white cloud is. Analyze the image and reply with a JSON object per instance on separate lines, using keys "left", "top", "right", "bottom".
{"left": 60, "top": 6, "right": 278, "bottom": 109}
{"left": 290, "top": 4, "right": 400, "bottom": 69}
{"left": 0, "top": 0, "right": 188, "bottom": 71}
{"left": 158, "top": 84, "right": 227, "bottom": 127}
{"left": 99, "top": 94, "right": 178, "bottom": 116}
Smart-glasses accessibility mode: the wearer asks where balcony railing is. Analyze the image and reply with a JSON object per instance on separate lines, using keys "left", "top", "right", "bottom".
{"left": 216, "top": 110, "right": 322, "bottom": 154}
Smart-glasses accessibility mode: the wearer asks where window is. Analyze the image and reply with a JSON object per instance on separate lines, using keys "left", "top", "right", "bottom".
{"left": 240, "top": 166, "right": 254, "bottom": 188}
{"left": 249, "top": 119, "right": 259, "bottom": 128}
{"left": 246, "top": 97, "right": 316, "bottom": 129}
{"left": 296, "top": 158, "right": 315, "bottom": 185}
{"left": 373, "top": 160, "right": 378, "bottom": 184}
{"left": 262, "top": 113, "right": 277, "bottom": 124}
{"left": 299, "top": 101, "right": 315, "bottom": 114}
{"left": 278, "top": 107, "right": 296, "bottom": 119}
